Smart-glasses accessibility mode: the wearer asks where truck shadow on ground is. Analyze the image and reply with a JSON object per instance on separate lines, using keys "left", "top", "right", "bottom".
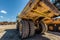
{"left": 48, "top": 31, "right": 60, "bottom": 36}
{"left": 0, "top": 29, "right": 50, "bottom": 40}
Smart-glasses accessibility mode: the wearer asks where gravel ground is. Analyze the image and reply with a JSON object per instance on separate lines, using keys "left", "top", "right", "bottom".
{"left": 0, "top": 25, "right": 60, "bottom": 40}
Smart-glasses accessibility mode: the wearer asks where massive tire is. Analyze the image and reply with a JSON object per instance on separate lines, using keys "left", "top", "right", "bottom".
{"left": 16, "top": 20, "right": 20, "bottom": 31}
{"left": 16, "top": 22, "right": 19, "bottom": 31}
{"left": 19, "top": 20, "right": 29, "bottom": 39}
{"left": 39, "top": 21, "right": 48, "bottom": 33}
{"left": 28, "top": 21, "right": 35, "bottom": 37}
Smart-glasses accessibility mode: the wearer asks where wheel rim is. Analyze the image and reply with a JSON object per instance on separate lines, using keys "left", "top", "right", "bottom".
{"left": 39, "top": 21, "right": 48, "bottom": 33}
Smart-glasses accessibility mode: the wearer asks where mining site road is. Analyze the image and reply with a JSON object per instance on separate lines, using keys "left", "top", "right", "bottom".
{"left": 0, "top": 24, "right": 60, "bottom": 40}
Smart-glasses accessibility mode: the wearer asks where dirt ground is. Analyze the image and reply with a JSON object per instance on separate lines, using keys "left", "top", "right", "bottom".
{"left": 0, "top": 25, "right": 60, "bottom": 40}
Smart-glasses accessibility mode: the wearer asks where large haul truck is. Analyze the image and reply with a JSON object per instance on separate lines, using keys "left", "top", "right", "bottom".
{"left": 16, "top": 0, "right": 60, "bottom": 39}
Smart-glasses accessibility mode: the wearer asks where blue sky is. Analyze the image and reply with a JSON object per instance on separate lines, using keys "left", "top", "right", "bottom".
{"left": 0, "top": 0, "right": 60, "bottom": 22}
{"left": 0, "top": 0, "right": 29, "bottom": 22}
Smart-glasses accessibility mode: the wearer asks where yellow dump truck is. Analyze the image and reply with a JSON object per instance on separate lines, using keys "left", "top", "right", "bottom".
{"left": 16, "top": 0, "right": 60, "bottom": 39}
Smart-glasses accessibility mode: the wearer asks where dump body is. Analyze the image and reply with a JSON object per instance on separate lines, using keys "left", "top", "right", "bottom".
{"left": 44, "top": 18, "right": 60, "bottom": 24}
{"left": 18, "top": 0, "right": 60, "bottom": 21}
{"left": 17, "top": 0, "right": 60, "bottom": 39}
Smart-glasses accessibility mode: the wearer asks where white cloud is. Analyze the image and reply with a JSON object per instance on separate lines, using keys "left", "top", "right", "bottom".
{"left": 0, "top": 10, "right": 7, "bottom": 14}
{"left": 0, "top": 16, "right": 3, "bottom": 18}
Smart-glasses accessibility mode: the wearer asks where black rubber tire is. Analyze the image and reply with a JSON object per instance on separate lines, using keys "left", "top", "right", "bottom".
{"left": 28, "top": 21, "right": 35, "bottom": 37}
{"left": 16, "top": 22, "right": 19, "bottom": 31}
{"left": 39, "top": 21, "right": 48, "bottom": 33}
{"left": 19, "top": 20, "right": 29, "bottom": 39}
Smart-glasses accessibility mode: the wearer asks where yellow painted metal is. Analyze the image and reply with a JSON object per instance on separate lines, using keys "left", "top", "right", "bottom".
{"left": 18, "top": 0, "right": 60, "bottom": 21}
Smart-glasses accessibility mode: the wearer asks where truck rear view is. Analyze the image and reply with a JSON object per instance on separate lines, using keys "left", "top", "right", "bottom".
{"left": 16, "top": 0, "right": 60, "bottom": 39}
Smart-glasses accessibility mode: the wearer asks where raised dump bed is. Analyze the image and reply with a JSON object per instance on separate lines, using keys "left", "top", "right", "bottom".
{"left": 17, "top": 0, "right": 60, "bottom": 39}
